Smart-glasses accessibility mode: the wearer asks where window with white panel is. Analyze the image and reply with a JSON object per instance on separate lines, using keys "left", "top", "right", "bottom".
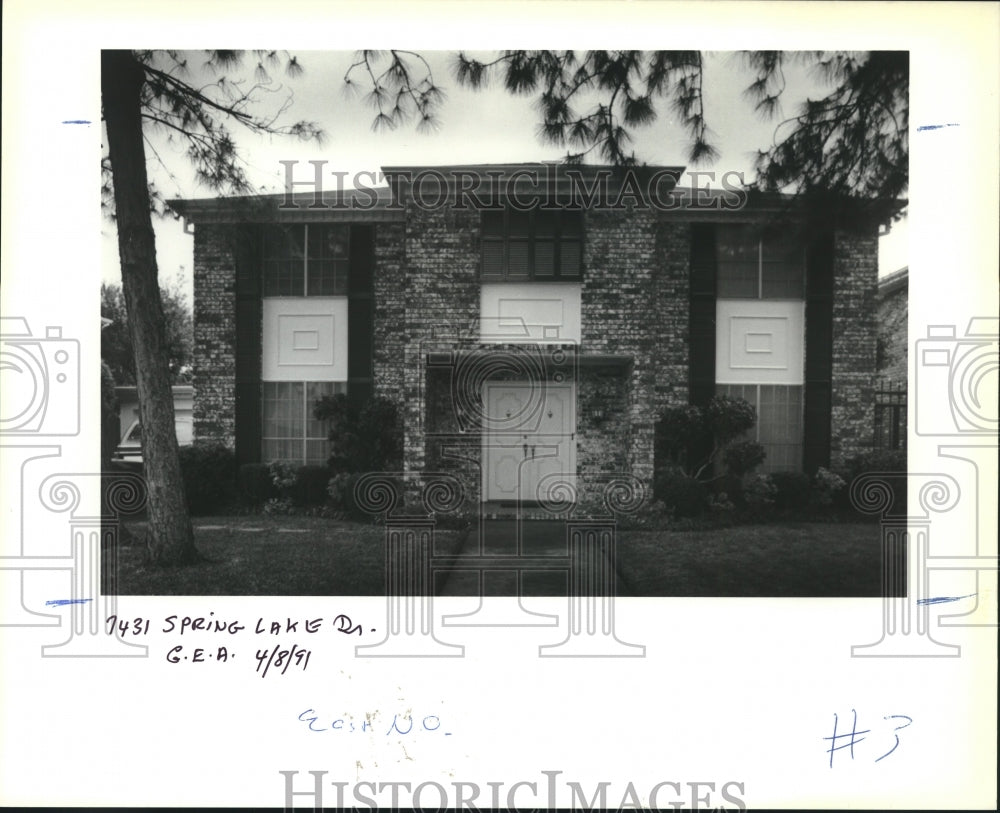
{"left": 715, "top": 224, "right": 807, "bottom": 472}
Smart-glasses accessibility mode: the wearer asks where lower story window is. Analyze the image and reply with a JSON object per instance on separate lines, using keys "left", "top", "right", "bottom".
{"left": 261, "top": 381, "right": 346, "bottom": 464}
{"left": 716, "top": 384, "right": 803, "bottom": 473}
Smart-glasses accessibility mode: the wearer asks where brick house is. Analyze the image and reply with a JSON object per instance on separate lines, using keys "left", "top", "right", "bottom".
{"left": 169, "top": 163, "right": 887, "bottom": 509}
{"left": 876, "top": 266, "right": 908, "bottom": 386}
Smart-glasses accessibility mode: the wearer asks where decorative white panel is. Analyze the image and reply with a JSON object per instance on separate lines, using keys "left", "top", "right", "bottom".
{"left": 262, "top": 297, "right": 348, "bottom": 382}
{"left": 480, "top": 283, "right": 581, "bottom": 343}
{"left": 716, "top": 299, "right": 805, "bottom": 384}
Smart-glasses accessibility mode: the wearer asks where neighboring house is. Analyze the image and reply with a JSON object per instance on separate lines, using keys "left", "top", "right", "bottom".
{"left": 169, "top": 163, "right": 892, "bottom": 507}
{"left": 113, "top": 385, "right": 194, "bottom": 460}
{"left": 876, "top": 266, "right": 908, "bottom": 385}
{"left": 873, "top": 266, "right": 908, "bottom": 451}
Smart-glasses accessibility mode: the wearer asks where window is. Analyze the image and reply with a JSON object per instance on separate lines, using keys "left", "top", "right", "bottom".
{"left": 481, "top": 208, "right": 583, "bottom": 280}
{"left": 262, "top": 224, "right": 349, "bottom": 296}
{"left": 717, "top": 224, "right": 805, "bottom": 299}
{"left": 718, "top": 383, "right": 804, "bottom": 473}
{"left": 715, "top": 225, "right": 807, "bottom": 472}
{"left": 261, "top": 381, "right": 346, "bottom": 464}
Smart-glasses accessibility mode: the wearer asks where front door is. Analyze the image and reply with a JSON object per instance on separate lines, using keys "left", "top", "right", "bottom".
{"left": 483, "top": 381, "right": 576, "bottom": 503}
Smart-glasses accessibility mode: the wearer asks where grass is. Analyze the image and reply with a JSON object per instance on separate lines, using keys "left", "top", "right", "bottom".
{"left": 109, "top": 515, "right": 890, "bottom": 598}
{"left": 617, "top": 521, "right": 891, "bottom": 597}
{"left": 111, "top": 515, "right": 464, "bottom": 596}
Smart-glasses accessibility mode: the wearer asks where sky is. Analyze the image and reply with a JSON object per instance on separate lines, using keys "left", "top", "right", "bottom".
{"left": 101, "top": 49, "right": 909, "bottom": 301}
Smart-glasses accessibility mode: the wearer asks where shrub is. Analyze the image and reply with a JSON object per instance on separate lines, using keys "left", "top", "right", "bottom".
{"left": 770, "top": 471, "right": 812, "bottom": 511}
{"left": 293, "top": 465, "right": 332, "bottom": 507}
{"left": 268, "top": 460, "right": 298, "bottom": 498}
{"left": 707, "top": 492, "right": 735, "bottom": 513}
{"left": 743, "top": 472, "right": 778, "bottom": 511}
{"left": 846, "top": 450, "right": 907, "bottom": 480}
{"left": 811, "top": 467, "right": 847, "bottom": 507}
{"left": 723, "top": 440, "right": 767, "bottom": 477}
{"left": 327, "top": 472, "right": 359, "bottom": 513}
{"left": 654, "top": 395, "right": 758, "bottom": 480}
{"left": 653, "top": 471, "right": 709, "bottom": 518}
{"left": 237, "top": 463, "right": 275, "bottom": 506}
{"left": 178, "top": 444, "right": 237, "bottom": 515}
{"left": 263, "top": 497, "right": 295, "bottom": 516}
{"left": 314, "top": 394, "right": 403, "bottom": 474}
{"left": 654, "top": 405, "right": 706, "bottom": 471}
{"left": 845, "top": 449, "right": 907, "bottom": 514}
{"left": 704, "top": 395, "right": 756, "bottom": 445}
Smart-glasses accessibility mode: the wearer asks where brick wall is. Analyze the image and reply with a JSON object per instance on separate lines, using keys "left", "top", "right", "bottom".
{"left": 582, "top": 208, "right": 690, "bottom": 492}
{"left": 830, "top": 226, "right": 879, "bottom": 466}
{"left": 188, "top": 197, "right": 879, "bottom": 493}
{"left": 876, "top": 277, "right": 908, "bottom": 385}
{"left": 191, "top": 223, "right": 237, "bottom": 446}
{"left": 372, "top": 221, "right": 407, "bottom": 404}
{"left": 399, "top": 204, "right": 481, "bottom": 482}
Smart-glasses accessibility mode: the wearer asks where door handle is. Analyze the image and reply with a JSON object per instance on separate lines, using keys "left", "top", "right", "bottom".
{"left": 523, "top": 443, "right": 528, "bottom": 459}
{"left": 531, "top": 445, "right": 536, "bottom": 459}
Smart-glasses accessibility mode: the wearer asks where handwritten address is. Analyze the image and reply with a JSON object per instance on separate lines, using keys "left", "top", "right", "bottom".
{"left": 105, "top": 613, "right": 372, "bottom": 678}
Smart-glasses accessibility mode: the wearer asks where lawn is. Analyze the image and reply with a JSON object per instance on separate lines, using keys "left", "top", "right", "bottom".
{"left": 110, "top": 515, "right": 465, "bottom": 596}
{"left": 617, "top": 521, "right": 891, "bottom": 597}
{"left": 109, "top": 516, "right": 891, "bottom": 598}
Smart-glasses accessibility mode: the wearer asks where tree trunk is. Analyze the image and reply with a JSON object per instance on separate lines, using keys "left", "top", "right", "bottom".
{"left": 102, "top": 50, "right": 198, "bottom": 565}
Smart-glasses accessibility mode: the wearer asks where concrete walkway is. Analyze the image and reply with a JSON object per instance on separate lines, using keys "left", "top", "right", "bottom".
{"left": 438, "top": 518, "right": 627, "bottom": 597}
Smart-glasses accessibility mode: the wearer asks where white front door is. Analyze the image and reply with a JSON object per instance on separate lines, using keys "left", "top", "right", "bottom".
{"left": 483, "top": 382, "right": 576, "bottom": 503}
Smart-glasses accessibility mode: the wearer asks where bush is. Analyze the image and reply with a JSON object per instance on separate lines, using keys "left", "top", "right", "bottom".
{"left": 314, "top": 394, "right": 403, "bottom": 474}
{"left": 293, "top": 465, "right": 331, "bottom": 507}
{"left": 743, "top": 472, "right": 777, "bottom": 510}
{"left": 654, "top": 471, "right": 709, "bottom": 518}
{"left": 263, "top": 497, "right": 295, "bottom": 516}
{"left": 770, "top": 471, "right": 812, "bottom": 511}
{"left": 268, "top": 461, "right": 298, "bottom": 497}
{"left": 178, "top": 444, "right": 237, "bottom": 515}
{"left": 846, "top": 450, "right": 907, "bottom": 479}
{"left": 654, "top": 405, "right": 706, "bottom": 471}
{"left": 654, "top": 395, "right": 758, "bottom": 480}
{"left": 704, "top": 395, "right": 756, "bottom": 444}
{"left": 811, "top": 467, "right": 846, "bottom": 508}
{"left": 723, "top": 440, "right": 766, "bottom": 477}
{"left": 845, "top": 449, "right": 907, "bottom": 514}
{"left": 237, "top": 463, "right": 275, "bottom": 506}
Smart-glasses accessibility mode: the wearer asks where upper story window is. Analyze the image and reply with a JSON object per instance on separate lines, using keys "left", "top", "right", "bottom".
{"left": 481, "top": 208, "right": 583, "bottom": 281}
{"left": 716, "top": 224, "right": 805, "bottom": 299}
{"left": 262, "top": 224, "right": 350, "bottom": 296}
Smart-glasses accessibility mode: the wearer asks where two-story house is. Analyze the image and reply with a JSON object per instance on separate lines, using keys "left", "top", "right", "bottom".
{"left": 169, "top": 162, "right": 888, "bottom": 510}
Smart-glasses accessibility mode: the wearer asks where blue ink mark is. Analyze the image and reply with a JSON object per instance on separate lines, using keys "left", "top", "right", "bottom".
{"left": 45, "top": 598, "right": 93, "bottom": 606}
{"left": 916, "top": 123, "right": 959, "bottom": 131}
{"left": 825, "top": 710, "right": 870, "bottom": 768}
{"left": 61, "top": 120, "right": 91, "bottom": 125}
{"left": 917, "top": 593, "right": 976, "bottom": 605}
{"left": 875, "top": 715, "right": 912, "bottom": 763}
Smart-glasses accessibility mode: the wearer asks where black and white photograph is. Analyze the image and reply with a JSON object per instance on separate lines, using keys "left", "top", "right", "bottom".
{"left": 1, "top": 2, "right": 996, "bottom": 810}
{"left": 100, "top": 48, "right": 912, "bottom": 600}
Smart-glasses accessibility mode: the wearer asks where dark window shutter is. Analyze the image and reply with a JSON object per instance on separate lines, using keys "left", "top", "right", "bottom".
{"left": 234, "top": 225, "right": 263, "bottom": 465}
{"left": 804, "top": 230, "right": 834, "bottom": 473}
{"left": 348, "top": 224, "right": 374, "bottom": 296}
{"left": 689, "top": 223, "right": 717, "bottom": 407}
{"left": 688, "top": 223, "right": 717, "bottom": 472}
{"left": 348, "top": 225, "right": 375, "bottom": 406}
